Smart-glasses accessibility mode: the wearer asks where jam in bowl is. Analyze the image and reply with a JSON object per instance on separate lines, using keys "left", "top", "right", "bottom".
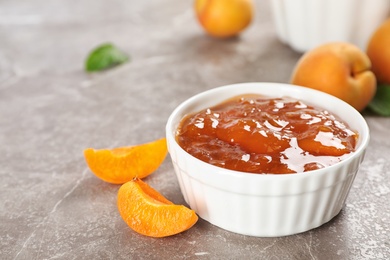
{"left": 166, "top": 83, "right": 369, "bottom": 237}
{"left": 176, "top": 94, "right": 358, "bottom": 174}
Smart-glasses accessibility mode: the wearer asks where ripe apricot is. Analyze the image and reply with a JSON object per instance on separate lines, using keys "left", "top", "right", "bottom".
{"left": 84, "top": 138, "right": 167, "bottom": 184}
{"left": 194, "top": 0, "right": 254, "bottom": 38}
{"left": 291, "top": 42, "right": 376, "bottom": 112}
{"left": 367, "top": 18, "right": 390, "bottom": 84}
{"left": 117, "top": 179, "right": 198, "bottom": 237}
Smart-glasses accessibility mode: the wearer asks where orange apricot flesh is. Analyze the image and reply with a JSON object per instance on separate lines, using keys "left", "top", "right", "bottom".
{"left": 84, "top": 138, "right": 168, "bottom": 184}
{"left": 117, "top": 179, "right": 198, "bottom": 238}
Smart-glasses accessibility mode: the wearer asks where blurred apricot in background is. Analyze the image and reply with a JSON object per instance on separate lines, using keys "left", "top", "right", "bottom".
{"left": 367, "top": 18, "right": 390, "bottom": 84}
{"left": 194, "top": 0, "right": 254, "bottom": 38}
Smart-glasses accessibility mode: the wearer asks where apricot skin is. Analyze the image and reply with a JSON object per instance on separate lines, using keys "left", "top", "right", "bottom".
{"left": 291, "top": 42, "right": 376, "bottom": 112}
{"left": 367, "top": 18, "right": 390, "bottom": 84}
{"left": 194, "top": 0, "right": 253, "bottom": 38}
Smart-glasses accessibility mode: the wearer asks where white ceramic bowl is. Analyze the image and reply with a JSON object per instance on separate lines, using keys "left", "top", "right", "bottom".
{"left": 270, "top": 0, "right": 390, "bottom": 52}
{"left": 166, "top": 83, "right": 369, "bottom": 237}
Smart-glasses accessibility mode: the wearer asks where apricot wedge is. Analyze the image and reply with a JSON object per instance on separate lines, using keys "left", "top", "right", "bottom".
{"left": 298, "top": 138, "right": 351, "bottom": 157}
{"left": 117, "top": 179, "right": 198, "bottom": 237}
{"left": 84, "top": 138, "right": 168, "bottom": 184}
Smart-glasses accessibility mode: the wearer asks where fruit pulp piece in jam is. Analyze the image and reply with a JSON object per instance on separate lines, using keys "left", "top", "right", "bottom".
{"left": 176, "top": 94, "right": 358, "bottom": 174}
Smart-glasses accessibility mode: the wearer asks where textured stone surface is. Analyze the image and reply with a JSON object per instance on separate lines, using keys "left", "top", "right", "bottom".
{"left": 1, "top": 0, "right": 389, "bottom": 259}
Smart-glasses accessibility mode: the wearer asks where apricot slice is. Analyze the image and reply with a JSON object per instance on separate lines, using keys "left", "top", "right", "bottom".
{"left": 216, "top": 119, "right": 290, "bottom": 154}
{"left": 298, "top": 136, "right": 350, "bottom": 157}
{"left": 117, "top": 179, "right": 198, "bottom": 237}
{"left": 84, "top": 138, "right": 168, "bottom": 184}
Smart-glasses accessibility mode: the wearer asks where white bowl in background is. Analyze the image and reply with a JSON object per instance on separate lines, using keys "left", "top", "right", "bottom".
{"left": 270, "top": 0, "right": 390, "bottom": 52}
{"left": 166, "top": 82, "right": 370, "bottom": 237}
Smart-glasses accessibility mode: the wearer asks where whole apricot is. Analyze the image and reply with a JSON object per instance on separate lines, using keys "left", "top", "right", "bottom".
{"left": 290, "top": 42, "right": 376, "bottom": 112}
{"left": 194, "top": 0, "right": 254, "bottom": 38}
{"left": 367, "top": 18, "right": 390, "bottom": 84}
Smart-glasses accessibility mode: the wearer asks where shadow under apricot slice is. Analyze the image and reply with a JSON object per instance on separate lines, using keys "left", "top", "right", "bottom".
{"left": 84, "top": 138, "right": 168, "bottom": 184}
{"left": 117, "top": 178, "right": 198, "bottom": 238}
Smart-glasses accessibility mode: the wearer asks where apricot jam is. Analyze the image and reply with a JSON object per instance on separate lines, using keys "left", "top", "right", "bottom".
{"left": 176, "top": 95, "right": 358, "bottom": 174}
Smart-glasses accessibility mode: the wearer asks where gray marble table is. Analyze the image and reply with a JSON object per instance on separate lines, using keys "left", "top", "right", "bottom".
{"left": 1, "top": 0, "right": 389, "bottom": 259}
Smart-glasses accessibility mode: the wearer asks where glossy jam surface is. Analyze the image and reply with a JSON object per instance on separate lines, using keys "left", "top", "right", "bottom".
{"left": 176, "top": 95, "right": 358, "bottom": 174}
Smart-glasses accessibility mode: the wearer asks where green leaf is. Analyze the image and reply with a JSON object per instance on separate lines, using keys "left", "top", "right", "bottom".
{"left": 368, "top": 84, "right": 390, "bottom": 116}
{"left": 85, "top": 43, "right": 129, "bottom": 72}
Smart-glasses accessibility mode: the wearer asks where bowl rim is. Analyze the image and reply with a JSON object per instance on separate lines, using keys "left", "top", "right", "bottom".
{"left": 166, "top": 82, "right": 370, "bottom": 180}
